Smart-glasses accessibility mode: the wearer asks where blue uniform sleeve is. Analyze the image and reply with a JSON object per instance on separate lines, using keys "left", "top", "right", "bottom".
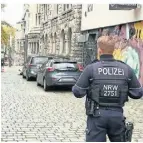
{"left": 72, "top": 65, "right": 92, "bottom": 98}
{"left": 128, "top": 66, "right": 143, "bottom": 99}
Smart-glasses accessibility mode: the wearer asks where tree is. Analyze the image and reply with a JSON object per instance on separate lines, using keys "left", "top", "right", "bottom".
{"left": 1, "top": 4, "right": 6, "bottom": 10}
{"left": 1, "top": 4, "right": 14, "bottom": 45}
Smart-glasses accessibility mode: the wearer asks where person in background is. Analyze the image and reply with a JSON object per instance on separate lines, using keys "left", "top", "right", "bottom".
{"left": 1, "top": 58, "right": 4, "bottom": 72}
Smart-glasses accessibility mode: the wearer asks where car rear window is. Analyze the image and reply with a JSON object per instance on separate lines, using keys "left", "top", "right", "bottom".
{"left": 53, "top": 62, "right": 78, "bottom": 70}
{"left": 31, "top": 57, "right": 49, "bottom": 64}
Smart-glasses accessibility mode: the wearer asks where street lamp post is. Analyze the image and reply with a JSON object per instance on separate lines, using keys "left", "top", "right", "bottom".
{"left": 126, "top": 23, "right": 130, "bottom": 40}
{"left": 8, "top": 34, "right": 12, "bottom": 67}
{"left": 24, "top": 35, "right": 28, "bottom": 63}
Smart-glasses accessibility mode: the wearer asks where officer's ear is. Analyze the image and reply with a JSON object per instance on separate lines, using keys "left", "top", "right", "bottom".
{"left": 98, "top": 47, "right": 103, "bottom": 56}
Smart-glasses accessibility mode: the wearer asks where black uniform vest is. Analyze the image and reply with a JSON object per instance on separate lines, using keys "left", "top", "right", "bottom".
{"left": 90, "top": 60, "right": 129, "bottom": 107}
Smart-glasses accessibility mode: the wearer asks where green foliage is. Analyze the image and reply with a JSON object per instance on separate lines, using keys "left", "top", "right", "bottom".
{"left": 1, "top": 4, "right": 15, "bottom": 46}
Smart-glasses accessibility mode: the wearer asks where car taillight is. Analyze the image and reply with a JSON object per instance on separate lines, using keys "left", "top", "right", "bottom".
{"left": 28, "top": 64, "right": 32, "bottom": 67}
{"left": 78, "top": 64, "right": 84, "bottom": 71}
{"left": 47, "top": 67, "right": 55, "bottom": 72}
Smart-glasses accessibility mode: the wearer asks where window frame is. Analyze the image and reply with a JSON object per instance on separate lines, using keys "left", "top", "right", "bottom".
{"left": 87, "top": 4, "right": 93, "bottom": 12}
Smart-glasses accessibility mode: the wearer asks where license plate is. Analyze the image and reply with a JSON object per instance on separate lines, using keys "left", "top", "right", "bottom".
{"left": 59, "top": 78, "right": 75, "bottom": 82}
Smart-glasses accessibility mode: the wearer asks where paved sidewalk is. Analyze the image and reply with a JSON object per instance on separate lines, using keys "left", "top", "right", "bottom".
{"left": 1, "top": 67, "right": 143, "bottom": 142}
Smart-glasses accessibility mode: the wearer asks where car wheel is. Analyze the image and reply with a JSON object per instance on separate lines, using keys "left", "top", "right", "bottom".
{"left": 26, "top": 72, "right": 30, "bottom": 81}
{"left": 22, "top": 73, "right": 25, "bottom": 78}
{"left": 43, "top": 78, "right": 49, "bottom": 91}
{"left": 36, "top": 77, "right": 40, "bottom": 86}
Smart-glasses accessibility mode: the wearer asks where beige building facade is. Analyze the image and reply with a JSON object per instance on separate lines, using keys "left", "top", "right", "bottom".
{"left": 14, "top": 21, "right": 25, "bottom": 65}
{"left": 27, "top": 4, "right": 41, "bottom": 55}
{"left": 21, "top": 4, "right": 83, "bottom": 62}
{"left": 39, "top": 4, "right": 82, "bottom": 61}
{"left": 15, "top": 21, "right": 25, "bottom": 54}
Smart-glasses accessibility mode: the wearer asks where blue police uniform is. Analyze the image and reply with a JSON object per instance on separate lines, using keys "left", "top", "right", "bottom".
{"left": 72, "top": 54, "right": 143, "bottom": 142}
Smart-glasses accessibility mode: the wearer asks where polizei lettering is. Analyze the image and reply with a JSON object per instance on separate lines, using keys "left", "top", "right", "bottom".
{"left": 98, "top": 67, "right": 124, "bottom": 75}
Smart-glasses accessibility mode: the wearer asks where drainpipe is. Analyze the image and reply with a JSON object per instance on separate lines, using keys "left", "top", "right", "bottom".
{"left": 126, "top": 23, "right": 130, "bottom": 40}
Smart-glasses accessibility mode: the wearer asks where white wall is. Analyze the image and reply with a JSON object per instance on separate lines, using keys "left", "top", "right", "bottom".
{"left": 81, "top": 4, "right": 143, "bottom": 31}
{"left": 15, "top": 22, "right": 24, "bottom": 41}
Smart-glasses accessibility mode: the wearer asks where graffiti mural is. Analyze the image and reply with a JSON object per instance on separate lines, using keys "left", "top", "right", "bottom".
{"left": 99, "top": 21, "right": 143, "bottom": 85}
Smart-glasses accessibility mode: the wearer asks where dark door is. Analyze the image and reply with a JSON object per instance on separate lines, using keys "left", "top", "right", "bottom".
{"left": 82, "top": 34, "right": 97, "bottom": 67}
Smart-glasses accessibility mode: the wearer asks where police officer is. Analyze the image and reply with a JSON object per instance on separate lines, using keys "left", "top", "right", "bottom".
{"left": 72, "top": 35, "right": 143, "bottom": 142}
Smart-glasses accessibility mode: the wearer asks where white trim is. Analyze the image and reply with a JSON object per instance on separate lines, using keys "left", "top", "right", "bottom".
{"left": 75, "top": 84, "right": 89, "bottom": 90}
{"left": 129, "top": 87, "right": 142, "bottom": 89}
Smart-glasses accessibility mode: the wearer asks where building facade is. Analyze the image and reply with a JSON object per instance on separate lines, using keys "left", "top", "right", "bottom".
{"left": 22, "top": 4, "right": 83, "bottom": 62}
{"left": 22, "top": 4, "right": 41, "bottom": 62}
{"left": 39, "top": 4, "right": 82, "bottom": 62}
{"left": 14, "top": 21, "right": 25, "bottom": 65}
{"left": 15, "top": 21, "right": 25, "bottom": 54}
{"left": 27, "top": 4, "right": 41, "bottom": 55}
{"left": 81, "top": 4, "right": 143, "bottom": 85}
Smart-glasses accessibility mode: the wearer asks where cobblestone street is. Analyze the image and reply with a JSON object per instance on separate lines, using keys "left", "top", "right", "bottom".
{"left": 1, "top": 67, "right": 143, "bottom": 142}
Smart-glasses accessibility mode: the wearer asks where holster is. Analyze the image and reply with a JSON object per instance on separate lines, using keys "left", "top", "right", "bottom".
{"left": 124, "top": 121, "right": 134, "bottom": 142}
{"left": 85, "top": 97, "right": 95, "bottom": 115}
{"left": 85, "top": 84, "right": 100, "bottom": 116}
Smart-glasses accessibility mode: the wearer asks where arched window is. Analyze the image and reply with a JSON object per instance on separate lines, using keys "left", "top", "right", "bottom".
{"left": 67, "top": 28, "right": 72, "bottom": 54}
{"left": 50, "top": 33, "right": 53, "bottom": 54}
{"left": 53, "top": 33, "right": 57, "bottom": 54}
{"left": 37, "top": 43, "right": 39, "bottom": 54}
{"left": 17, "top": 41, "right": 20, "bottom": 52}
{"left": 60, "top": 29, "right": 65, "bottom": 54}
{"left": 45, "top": 34, "right": 48, "bottom": 50}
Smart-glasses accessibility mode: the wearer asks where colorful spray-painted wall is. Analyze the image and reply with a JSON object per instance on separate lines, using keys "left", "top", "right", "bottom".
{"left": 99, "top": 21, "right": 143, "bottom": 85}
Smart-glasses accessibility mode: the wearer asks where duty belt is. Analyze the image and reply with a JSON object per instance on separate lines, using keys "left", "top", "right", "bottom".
{"left": 99, "top": 106, "right": 123, "bottom": 112}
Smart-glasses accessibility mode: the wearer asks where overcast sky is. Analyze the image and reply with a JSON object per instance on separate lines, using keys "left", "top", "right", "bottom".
{"left": 1, "top": 3, "right": 24, "bottom": 27}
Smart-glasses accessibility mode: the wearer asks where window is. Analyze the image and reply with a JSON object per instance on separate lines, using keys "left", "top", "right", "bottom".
{"left": 39, "top": 16, "right": 40, "bottom": 25}
{"left": 57, "top": 5, "right": 59, "bottom": 14}
{"left": 37, "top": 4, "right": 38, "bottom": 13}
{"left": 31, "top": 57, "right": 49, "bottom": 64}
{"left": 47, "top": 5, "right": 51, "bottom": 16}
{"left": 46, "top": 5, "right": 47, "bottom": 15}
{"left": 67, "top": 4, "right": 69, "bottom": 9}
{"left": 88, "top": 4, "right": 93, "bottom": 12}
{"left": 63, "top": 4, "right": 72, "bottom": 11}
{"left": 44, "top": 4, "right": 48, "bottom": 20}
{"left": 44, "top": 5, "right": 46, "bottom": 20}
{"left": 36, "top": 14, "right": 37, "bottom": 25}
{"left": 53, "top": 62, "right": 78, "bottom": 71}
{"left": 63, "top": 4, "right": 66, "bottom": 11}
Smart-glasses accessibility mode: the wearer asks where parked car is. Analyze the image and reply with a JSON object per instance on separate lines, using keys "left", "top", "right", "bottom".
{"left": 36, "top": 59, "right": 83, "bottom": 91}
{"left": 4, "top": 61, "right": 9, "bottom": 66}
{"left": 22, "top": 55, "right": 53, "bottom": 81}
